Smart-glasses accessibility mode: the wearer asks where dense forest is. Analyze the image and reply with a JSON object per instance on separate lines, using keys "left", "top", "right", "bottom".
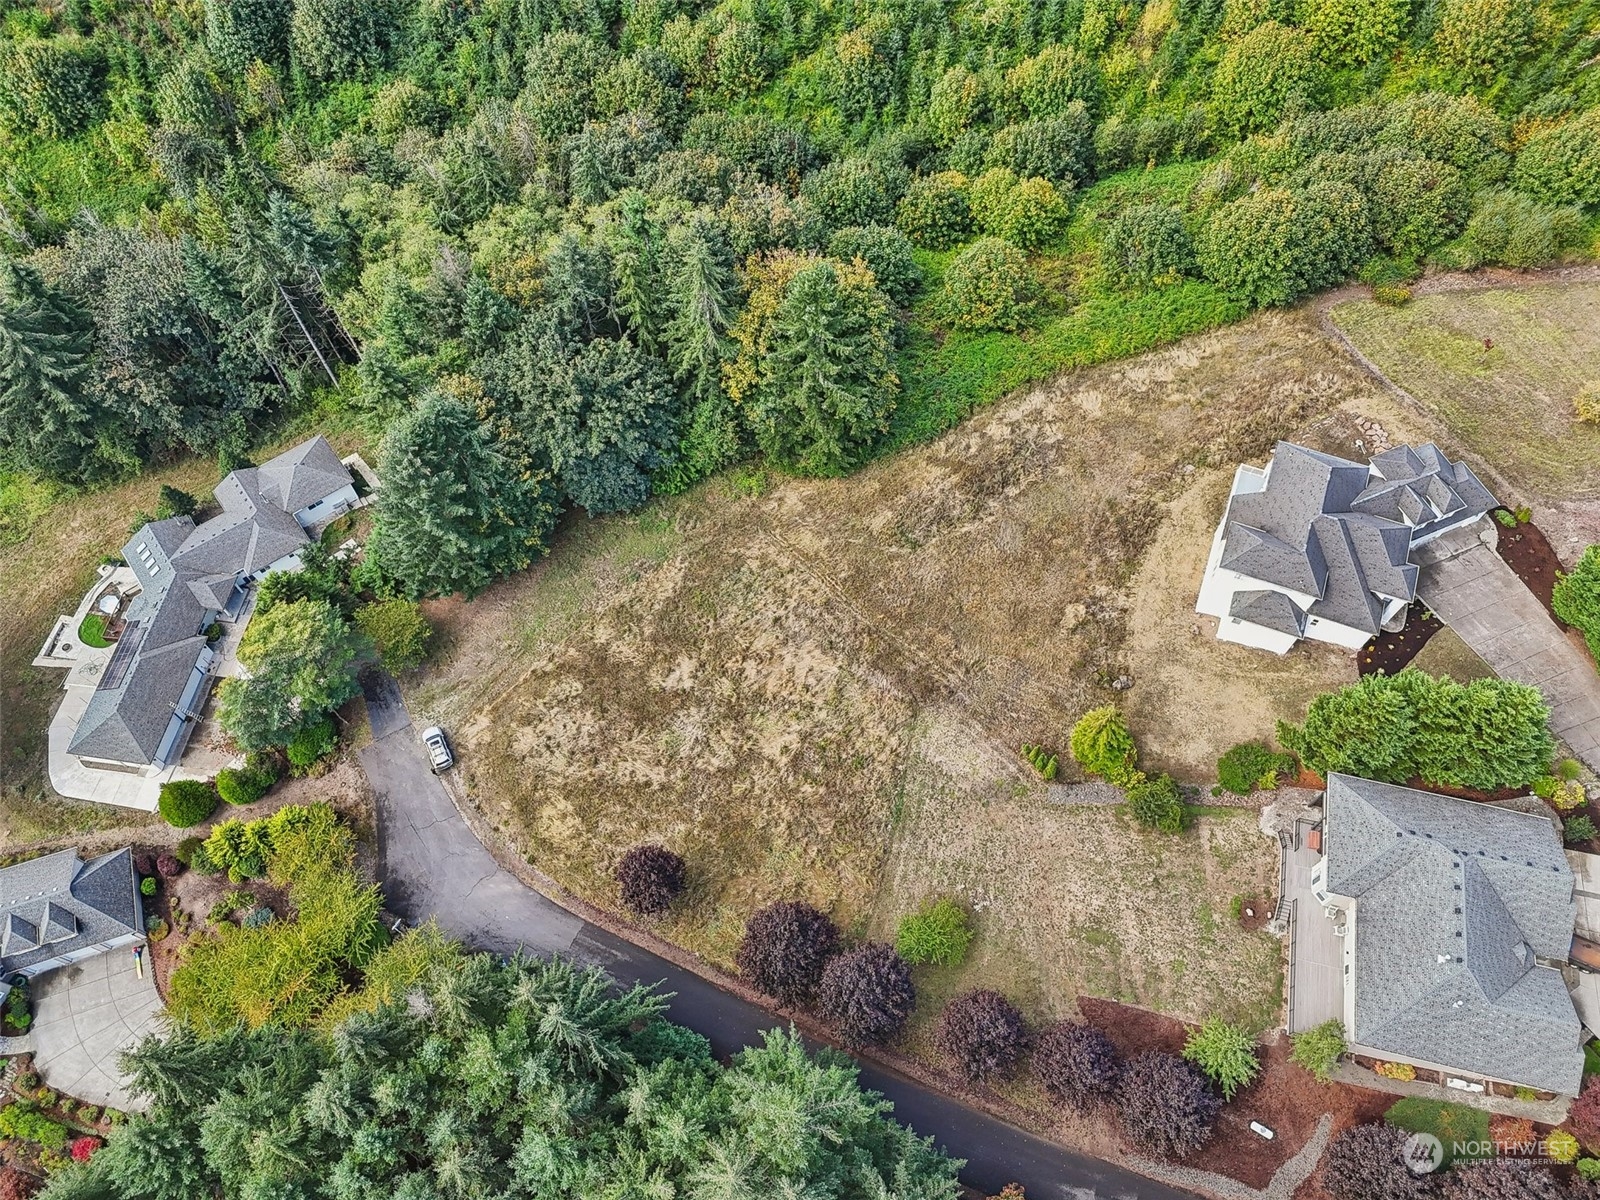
{"left": 0, "top": 0, "right": 1596, "bottom": 593}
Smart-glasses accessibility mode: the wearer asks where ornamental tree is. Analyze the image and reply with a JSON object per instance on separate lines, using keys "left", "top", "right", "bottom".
{"left": 1070, "top": 706, "right": 1139, "bottom": 786}
{"left": 1116, "top": 1052, "right": 1220, "bottom": 1158}
{"left": 1127, "top": 774, "right": 1185, "bottom": 834}
{"left": 936, "top": 990, "right": 1029, "bottom": 1082}
{"left": 1182, "top": 1019, "right": 1260, "bottom": 1100}
{"left": 817, "top": 943, "right": 916, "bottom": 1045}
{"left": 615, "top": 845, "right": 686, "bottom": 916}
{"left": 1032, "top": 1022, "right": 1121, "bottom": 1110}
{"left": 217, "top": 598, "right": 364, "bottom": 752}
{"left": 736, "top": 900, "right": 841, "bottom": 1006}
{"left": 1322, "top": 1123, "right": 1429, "bottom": 1200}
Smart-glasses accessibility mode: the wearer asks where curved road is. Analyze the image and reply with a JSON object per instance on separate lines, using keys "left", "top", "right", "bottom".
{"left": 360, "top": 672, "right": 1197, "bottom": 1200}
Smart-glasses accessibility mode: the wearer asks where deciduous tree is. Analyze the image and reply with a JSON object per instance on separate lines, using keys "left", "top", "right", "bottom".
{"left": 736, "top": 900, "right": 841, "bottom": 1005}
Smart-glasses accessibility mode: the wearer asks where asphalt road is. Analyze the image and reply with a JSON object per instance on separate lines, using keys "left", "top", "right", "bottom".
{"left": 359, "top": 672, "right": 1197, "bottom": 1200}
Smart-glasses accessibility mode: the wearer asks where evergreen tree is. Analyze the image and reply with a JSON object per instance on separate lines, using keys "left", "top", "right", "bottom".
{"left": 0, "top": 260, "right": 119, "bottom": 481}
{"left": 658, "top": 214, "right": 741, "bottom": 492}
{"left": 367, "top": 394, "right": 560, "bottom": 598}
{"left": 205, "top": 0, "right": 292, "bottom": 71}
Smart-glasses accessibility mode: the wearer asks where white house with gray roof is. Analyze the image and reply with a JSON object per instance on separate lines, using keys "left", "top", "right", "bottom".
{"left": 57, "top": 436, "right": 355, "bottom": 778}
{"left": 0, "top": 848, "right": 144, "bottom": 1004}
{"left": 1309, "top": 774, "right": 1584, "bottom": 1096}
{"left": 1196, "top": 442, "right": 1496, "bottom": 654}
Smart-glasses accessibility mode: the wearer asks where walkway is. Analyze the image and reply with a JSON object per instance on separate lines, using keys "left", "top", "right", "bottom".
{"left": 1416, "top": 525, "right": 1600, "bottom": 772}
{"left": 30, "top": 950, "right": 162, "bottom": 1110}
{"left": 1284, "top": 826, "right": 1342, "bottom": 1035}
{"left": 359, "top": 672, "right": 1200, "bottom": 1200}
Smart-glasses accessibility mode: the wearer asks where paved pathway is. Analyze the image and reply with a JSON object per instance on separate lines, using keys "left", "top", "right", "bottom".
{"left": 30, "top": 950, "right": 161, "bottom": 1110}
{"left": 359, "top": 673, "right": 1199, "bottom": 1200}
{"left": 1417, "top": 526, "right": 1600, "bottom": 772}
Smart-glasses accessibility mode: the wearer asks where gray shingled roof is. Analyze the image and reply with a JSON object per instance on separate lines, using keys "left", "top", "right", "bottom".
{"left": 1324, "top": 774, "right": 1583, "bottom": 1095}
{"left": 1221, "top": 443, "right": 1495, "bottom": 638}
{"left": 256, "top": 435, "right": 351, "bottom": 514}
{"left": 1230, "top": 589, "right": 1305, "bottom": 637}
{"left": 70, "top": 436, "right": 349, "bottom": 767}
{"left": 0, "top": 848, "right": 143, "bottom": 975}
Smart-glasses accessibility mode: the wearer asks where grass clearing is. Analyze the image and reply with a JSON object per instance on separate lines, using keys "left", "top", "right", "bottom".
{"left": 419, "top": 305, "right": 1377, "bottom": 996}
{"left": 1384, "top": 1098, "right": 1492, "bottom": 1165}
{"left": 1331, "top": 284, "right": 1600, "bottom": 506}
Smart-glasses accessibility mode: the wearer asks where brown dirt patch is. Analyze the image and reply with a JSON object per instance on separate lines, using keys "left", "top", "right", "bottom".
{"left": 1494, "top": 516, "right": 1574, "bottom": 629}
{"left": 1237, "top": 895, "right": 1273, "bottom": 932}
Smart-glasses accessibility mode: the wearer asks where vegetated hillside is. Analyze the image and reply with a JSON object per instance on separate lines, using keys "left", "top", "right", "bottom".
{"left": 0, "top": 0, "right": 1597, "bottom": 598}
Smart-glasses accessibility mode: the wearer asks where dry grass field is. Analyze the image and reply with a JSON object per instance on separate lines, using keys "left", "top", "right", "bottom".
{"left": 1331, "top": 282, "right": 1600, "bottom": 561}
{"left": 412, "top": 303, "right": 1408, "bottom": 1022}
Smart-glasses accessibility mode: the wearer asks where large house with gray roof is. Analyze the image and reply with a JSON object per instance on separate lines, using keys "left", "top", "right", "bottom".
{"left": 1195, "top": 442, "right": 1496, "bottom": 654}
{"left": 1309, "top": 774, "right": 1584, "bottom": 1096}
{"left": 65, "top": 436, "right": 356, "bottom": 775}
{"left": 0, "top": 848, "right": 144, "bottom": 1003}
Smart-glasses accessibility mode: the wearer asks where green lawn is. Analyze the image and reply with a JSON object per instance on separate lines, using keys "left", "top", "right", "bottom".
{"left": 1385, "top": 1098, "right": 1492, "bottom": 1165}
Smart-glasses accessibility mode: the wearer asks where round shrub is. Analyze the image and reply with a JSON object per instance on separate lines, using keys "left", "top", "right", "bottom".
{"left": 614, "top": 844, "right": 686, "bottom": 915}
{"left": 895, "top": 897, "right": 973, "bottom": 966}
{"left": 1322, "top": 1123, "right": 1428, "bottom": 1200}
{"left": 817, "top": 942, "right": 916, "bottom": 1045}
{"left": 156, "top": 853, "right": 182, "bottom": 879}
{"left": 1005, "top": 45, "right": 1103, "bottom": 120}
{"left": 140, "top": 876, "right": 158, "bottom": 897}
{"left": 938, "top": 237, "right": 1035, "bottom": 333}
{"left": 1217, "top": 742, "right": 1297, "bottom": 795}
{"left": 1370, "top": 156, "right": 1467, "bottom": 258}
{"left": 985, "top": 108, "right": 1095, "bottom": 187}
{"left": 1433, "top": 0, "right": 1534, "bottom": 83}
{"left": 827, "top": 225, "right": 923, "bottom": 307}
{"left": 936, "top": 989, "right": 1029, "bottom": 1082}
{"left": 1101, "top": 205, "right": 1194, "bottom": 289}
{"left": 1377, "top": 93, "right": 1509, "bottom": 186}
{"left": 896, "top": 172, "right": 973, "bottom": 249}
{"left": 735, "top": 900, "right": 841, "bottom": 1006}
{"left": 286, "top": 717, "right": 338, "bottom": 773}
{"left": 801, "top": 157, "right": 904, "bottom": 231}
{"left": 1453, "top": 189, "right": 1583, "bottom": 268}
{"left": 1032, "top": 1022, "right": 1121, "bottom": 1110}
{"left": 1211, "top": 22, "right": 1324, "bottom": 137}
{"left": 929, "top": 65, "right": 986, "bottom": 146}
{"left": 1575, "top": 381, "right": 1600, "bottom": 425}
{"left": 1116, "top": 1052, "right": 1220, "bottom": 1159}
{"left": 969, "top": 171, "right": 1070, "bottom": 249}
{"left": 175, "top": 837, "right": 202, "bottom": 866}
{"left": 1127, "top": 773, "right": 1185, "bottom": 833}
{"left": 216, "top": 758, "right": 275, "bottom": 806}
{"left": 1196, "top": 182, "right": 1371, "bottom": 307}
{"left": 1182, "top": 1018, "right": 1260, "bottom": 1100}
{"left": 1303, "top": 0, "right": 1409, "bottom": 66}
{"left": 158, "top": 779, "right": 219, "bottom": 829}
{"left": 1512, "top": 109, "right": 1600, "bottom": 209}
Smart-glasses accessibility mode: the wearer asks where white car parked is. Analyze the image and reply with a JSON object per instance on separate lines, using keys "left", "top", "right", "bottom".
{"left": 421, "top": 726, "right": 454, "bottom": 774}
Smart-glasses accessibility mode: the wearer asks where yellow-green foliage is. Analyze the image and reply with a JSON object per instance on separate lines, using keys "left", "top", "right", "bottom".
{"left": 316, "top": 920, "right": 461, "bottom": 1030}
{"left": 1070, "top": 705, "right": 1140, "bottom": 785}
{"left": 1576, "top": 382, "right": 1600, "bottom": 425}
{"left": 167, "top": 804, "right": 383, "bottom": 1033}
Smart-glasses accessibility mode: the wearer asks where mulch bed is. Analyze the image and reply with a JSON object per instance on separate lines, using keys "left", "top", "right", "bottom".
{"left": 1357, "top": 601, "right": 1443, "bottom": 677}
{"left": 1494, "top": 514, "right": 1573, "bottom": 630}
{"left": 1237, "top": 896, "right": 1273, "bottom": 933}
{"left": 1079, "top": 998, "right": 1392, "bottom": 1191}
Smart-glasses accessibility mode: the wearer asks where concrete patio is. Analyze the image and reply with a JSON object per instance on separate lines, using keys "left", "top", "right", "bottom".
{"left": 30, "top": 950, "right": 162, "bottom": 1111}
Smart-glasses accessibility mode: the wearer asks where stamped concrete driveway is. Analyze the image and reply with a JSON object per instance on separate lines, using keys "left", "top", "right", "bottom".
{"left": 31, "top": 950, "right": 162, "bottom": 1110}
{"left": 1416, "top": 525, "right": 1600, "bottom": 772}
{"left": 359, "top": 671, "right": 1199, "bottom": 1200}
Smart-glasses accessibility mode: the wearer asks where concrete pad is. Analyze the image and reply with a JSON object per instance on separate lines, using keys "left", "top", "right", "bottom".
{"left": 31, "top": 951, "right": 162, "bottom": 1111}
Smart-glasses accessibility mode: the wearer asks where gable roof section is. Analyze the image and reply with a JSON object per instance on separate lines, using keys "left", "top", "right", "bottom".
{"left": 0, "top": 848, "right": 143, "bottom": 975}
{"left": 1229, "top": 589, "right": 1306, "bottom": 637}
{"left": 256, "top": 435, "right": 351, "bottom": 514}
{"left": 1324, "top": 774, "right": 1582, "bottom": 1094}
{"left": 68, "top": 635, "right": 208, "bottom": 762}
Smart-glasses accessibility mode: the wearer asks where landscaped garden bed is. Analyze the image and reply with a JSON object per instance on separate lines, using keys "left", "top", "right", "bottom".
{"left": 0, "top": 1056, "right": 122, "bottom": 1185}
{"left": 1358, "top": 601, "right": 1443, "bottom": 677}
{"left": 1494, "top": 512, "right": 1574, "bottom": 629}
{"left": 1079, "top": 997, "right": 1392, "bottom": 1189}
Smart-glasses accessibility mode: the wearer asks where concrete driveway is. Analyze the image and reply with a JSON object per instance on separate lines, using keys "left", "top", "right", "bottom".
{"left": 1416, "top": 525, "right": 1600, "bottom": 772}
{"left": 30, "top": 950, "right": 162, "bottom": 1110}
{"left": 360, "top": 670, "right": 1199, "bottom": 1200}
